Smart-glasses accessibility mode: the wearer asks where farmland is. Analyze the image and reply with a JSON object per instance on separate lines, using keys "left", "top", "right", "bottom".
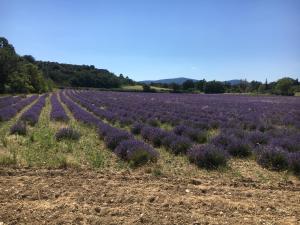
{"left": 0, "top": 91, "right": 300, "bottom": 224}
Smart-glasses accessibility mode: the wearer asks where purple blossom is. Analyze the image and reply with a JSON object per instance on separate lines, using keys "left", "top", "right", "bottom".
{"left": 55, "top": 127, "right": 81, "bottom": 141}
{"left": 141, "top": 126, "right": 167, "bottom": 147}
{"left": 187, "top": 144, "right": 229, "bottom": 169}
{"left": 104, "top": 129, "right": 132, "bottom": 150}
{"left": 169, "top": 136, "right": 192, "bottom": 155}
{"left": 50, "top": 93, "right": 69, "bottom": 122}
{"left": 0, "top": 95, "right": 38, "bottom": 121}
{"left": 256, "top": 145, "right": 289, "bottom": 171}
{"left": 20, "top": 94, "right": 47, "bottom": 125}
{"left": 114, "top": 139, "right": 159, "bottom": 166}
{"left": 10, "top": 121, "right": 27, "bottom": 135}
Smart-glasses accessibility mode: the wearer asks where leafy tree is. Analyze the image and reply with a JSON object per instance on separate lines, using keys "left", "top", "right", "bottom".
{"left": 195, "top": 79, "right": 206, "bottom": 91}
{"left": 249, "top": 81, "right": 262, "bottom": 92}
{"left": 0, "top": 37, "right": 19, "bottom": 92}
{"left": 182, "top": 80, "right": 195, "bottom": 90}
{"left": 238, "top": 80, "right": 248, "bottom": 92}
{"left": 170, "top": 83, "right": 181, "bottom": 92}
{"left": 275, "top": 77, "right": 295, "bottom": 96}
{"left": 7, "top": 69, "right": 33, "bottom": 93}
{"left": 204, "top": 81, "right": 225, "bottom": 94}
{"left": 23, "top": 55, "right": 35, "bottom": 63}
{"left": 0, "top": 37, "right": 51, "bottom": 93}
{"left": 142, "top": 84, "right": 151, "bottom": 92}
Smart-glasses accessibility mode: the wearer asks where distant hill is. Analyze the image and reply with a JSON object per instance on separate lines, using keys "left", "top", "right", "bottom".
{"left": 140, "top": 77, "right": 245, "bottom": 85}
{"left": 140, "top": 77, "right": 198, "bottom": 85}
{"left": 225, "top": 79, "right": 244, "bottom": 85}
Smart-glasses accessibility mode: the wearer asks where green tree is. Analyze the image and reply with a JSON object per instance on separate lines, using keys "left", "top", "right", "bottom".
{"left": 170, "top": 83, "right": 181, "bottom": 92}
{"left": 7, "top": 66, "right": 33, "bottom": 93}
{"left": 0, "top": 37, "right": 19, "bottom": 92}
{"left": 204, "top": 81, "right": 225, "bottom": 94}
{"left": 195, "top": 79, "right": 206, "bottom": 92}
{"left": 249, "top": 81, "right": 262, "bottom": 92}
{"left": 182, "top": 80, "right": 195, "bottom": 90}
{"left": 275, "top": 77, "right": 295, "bottom": 96}
{"left": 142, "top": 84, "right": 153, "bottom": 92}
{"left": 23, "top": 55, "right": 35, "bottom": 63}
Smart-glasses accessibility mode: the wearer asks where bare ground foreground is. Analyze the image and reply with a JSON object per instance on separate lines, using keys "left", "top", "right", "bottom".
{"left": 0, "top": 161, "right": 300, "bottom": 225}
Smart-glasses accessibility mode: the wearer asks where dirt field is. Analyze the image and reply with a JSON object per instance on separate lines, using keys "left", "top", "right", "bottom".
{"left": 0, "top": 163, "right": 299, "bottom": 225}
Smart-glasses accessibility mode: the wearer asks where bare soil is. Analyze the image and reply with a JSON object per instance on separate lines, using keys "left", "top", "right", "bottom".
{"left": 0, "top": 166, "right": 299, "bottom": 225}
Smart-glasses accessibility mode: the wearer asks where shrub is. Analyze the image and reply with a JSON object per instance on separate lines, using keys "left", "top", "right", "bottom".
{"left": 288, "top": 152, "right": 300, "bottom": 175}
{"left": 114, "top": 139, "right": 159, "bottom": 167}
{"left": 270, "top": 136, "right": 300, "bottom": 153}
{"left": 227, "top": 138, "right": 252, "bottom": 158}
{"left": 147, "top": 118, "right": 159, "bottom": 127}
{"left": 119, "top": 117, "right": 132, "bottom": 127}
{"left": 211, "top": 133, "right": 233, "bottom": 148}
{"left": 173, "top": 125, "right": 188, "bottom": 135}
{"left": 187, "top": 144, "right": 229, "bottom": 169}
{"left": 10, "top": 121, "right": 27, "bottom": 135}
{"left": 256, "top": 146, "right": 289, "bottom": 171}
{"left": 174, "top": 125, "right": 207, "bottom": 143}
{"left": 184, "top": 128, "right": 207, "bottom": 143}
{"left": 141, "top": 126, "right": 167, "bottom": 147}
{"left": 97, "top": 123, "right": 114, "bottom": 138}
{"left": 169, "top": 136, "right": 192, "bottom": 155}
{"left": 161, "top": 133, "right": 178, "bottom": 148}
{"left": 55, "top": 127, "right": 81, "bottom": 141}
{"left": 104, "top": 130, "right": 132, "bottom": 150}
{"left": 0, "top": 154, "right": 16, "bottom": 166}
{"left": 248, "top": 131, "right": 269, "bottom": 146}
{"left": 130, "top": 122, "right": 144, "bottom": 135}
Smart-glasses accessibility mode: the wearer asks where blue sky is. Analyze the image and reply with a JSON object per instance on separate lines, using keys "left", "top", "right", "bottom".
{"left": 1, "top": 0, "right": 299, "bottom": 82}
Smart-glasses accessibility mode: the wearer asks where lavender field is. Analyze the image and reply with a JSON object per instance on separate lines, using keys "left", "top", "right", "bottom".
{"left": 0, "top": 90, "right": 300, "bottom": 173}
{"left": 1, "top": 91, "right": 300, "bottom": 224}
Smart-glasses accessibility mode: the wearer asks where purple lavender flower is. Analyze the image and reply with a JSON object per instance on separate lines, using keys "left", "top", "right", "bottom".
{"left": 55, "top": 127, "right": 81, "bottom": 141}
{"left": 10, "top": 121, "right": 27, "bottom": 135}
{"left": 104, "top": 130, "right": 132, "bottom": 150}
{"left": 50, "top": 93, "right": 69, "bottom": 122}
{"left": 187, "top": 144, "right": 229, "bottom": 169}
{"left": 141, "top": 126, "right": 167, "bottom": 147}
{"left": 114, "top": 139, "right": 159, "bottom": 166}
{"left": 256, "top": 145, "right": 288, "bottom": 171}
{"left": 20, "top": 94, "right": 47, "bottom": 125}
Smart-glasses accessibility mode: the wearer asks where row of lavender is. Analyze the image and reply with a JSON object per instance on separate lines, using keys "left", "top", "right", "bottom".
{"left": 59, "top": 92, "right": 158, "bottom": 166}
{"left": 66, "top": 90, "right": 198, "bottom": 155}
{"left": 67, "top": 90, "right": 300, "bottom": 173}
{"left": 0, "top": 96, "right": 22, "bottom": 109}
{"left": 74, "top": 90, "right": 300, "bottom": 131}
{"left": 0, "top": 95, "right": 38, "bottom": 122}
{"left": 69, "top": 90, "right": 208, "bottom": 145}
{"left": 50, "top": 93, "right": 69, "bottom": 122}
{"left": 10, "top": 94, "right": 47, "bottom": 135}
{"left": 65, "top": 91, "right": 238, "bottom": 170}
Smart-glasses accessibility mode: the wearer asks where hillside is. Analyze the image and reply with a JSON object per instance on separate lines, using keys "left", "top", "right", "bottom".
{"left": 141, "top": 77, "right": 244, "bottom": 85}
{"left": 36, "top": 61, "right": 133, "bottom": 88}
{"left": 0, "top": 37, "right": 134, "bottom": 93}
{"left": 140, "top": 77, "right": 198, "bottom": 85}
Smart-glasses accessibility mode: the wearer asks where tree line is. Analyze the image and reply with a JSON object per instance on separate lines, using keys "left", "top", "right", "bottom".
{"left": 1, "top": 37, "right": 299, "bottom": 96}
{"left": 146, "top": 78, "right": 300, "bottom": 96}
{"left": 0, "top": 37, "right": 134, "bottom": 94}
{"left": 0, "top": 38, "right": 52, "bottom": 93}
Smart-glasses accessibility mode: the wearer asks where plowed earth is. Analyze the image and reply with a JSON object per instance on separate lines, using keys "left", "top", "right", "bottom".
{"left": 0, "top": 167, "right": 299, "bottom": 225}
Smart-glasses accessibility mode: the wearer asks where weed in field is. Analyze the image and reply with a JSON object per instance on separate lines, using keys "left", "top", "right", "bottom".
{"left": 0, "top": 153, "right": 16, "bottom": 166}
